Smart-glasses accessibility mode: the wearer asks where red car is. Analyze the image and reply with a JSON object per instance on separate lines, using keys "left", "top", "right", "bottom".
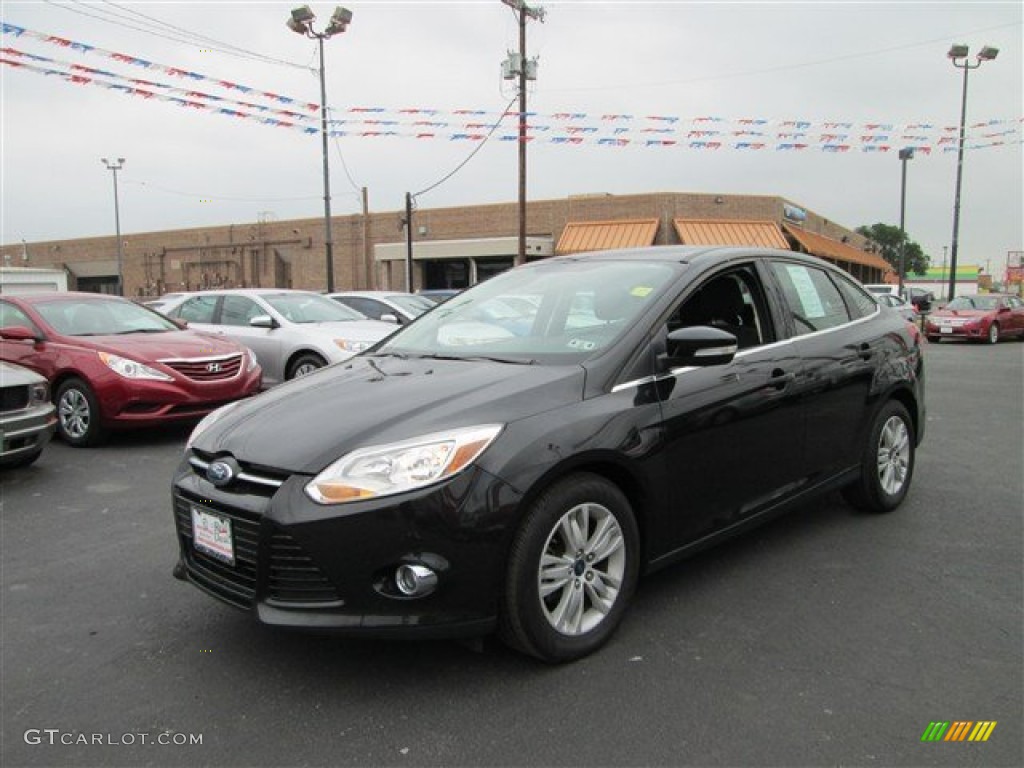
{"left": 0, "top": 292, "right": 262, "bottom": 446}
{"left": 924, "top": 293, "right": 1024, "bottom": 344}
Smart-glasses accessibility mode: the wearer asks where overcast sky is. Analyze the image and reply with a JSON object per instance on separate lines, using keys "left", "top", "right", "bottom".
{"left": 1, "top": 1, "right": 1021, "bottom": 277}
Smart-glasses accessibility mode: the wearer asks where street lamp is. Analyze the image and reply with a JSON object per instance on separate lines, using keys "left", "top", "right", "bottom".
{"left": 287, "top": 5, "right": 353, "bottom": 293}
{"left": 946, "top": 43, "right": 998, "bottom": 301}
{"left": 101, "top": 157, "right": 126, "bottom": 296}
{"left": 897, "top": 147, "right": 914, "bottom": 296}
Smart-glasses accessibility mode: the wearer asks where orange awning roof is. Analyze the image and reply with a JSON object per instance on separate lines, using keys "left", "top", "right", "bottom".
{"left": 783, "top": 224, "right": 890, "bottom": 270}
{"left": 673, "top": 219, "right": 789, "bottom": 250}
{"left": 555, "top": 218, "right": 659, "bottom": 255}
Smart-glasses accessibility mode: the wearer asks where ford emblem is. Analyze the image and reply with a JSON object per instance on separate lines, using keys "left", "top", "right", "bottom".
{"left": 206, "top": 460, "right": 235, "bottom": 487}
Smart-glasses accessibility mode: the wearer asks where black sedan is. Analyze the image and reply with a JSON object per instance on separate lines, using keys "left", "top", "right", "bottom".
{"left": 173, "top": 247, "right": 926, "bottom": 662}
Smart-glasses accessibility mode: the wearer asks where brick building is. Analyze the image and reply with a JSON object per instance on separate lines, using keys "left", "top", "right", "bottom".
{"left": 1, "top": 191, "right": 891, "bottom": 297}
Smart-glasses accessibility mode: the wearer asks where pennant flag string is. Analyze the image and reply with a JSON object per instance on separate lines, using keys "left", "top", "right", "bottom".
{"left": 5, "top": 23, "right": 1022, "bottom": 141}
{"left": 4, "top": 56, "right": 1019, "bottom": 154}
{"left": 1, "top": 46, "right": 322, "bottom": 122}
{"left": 1, "top": 22, "right": 320, "bottom": 111}
{"left": 3, "top": 23, "right": 1021, "bottom": 153}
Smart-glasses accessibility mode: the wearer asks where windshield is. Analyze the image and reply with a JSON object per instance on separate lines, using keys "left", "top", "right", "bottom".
{"left": 263, "top": 293, "right": 367, "bottom": 323}
{"left": 373, "top": 259, "right": 678, "bottom": 364}
{"left": 947, "top": 296, "right": 999, "bottom": 311}
{"left": 34, "top": 298, "right": 179, "bottom": 336}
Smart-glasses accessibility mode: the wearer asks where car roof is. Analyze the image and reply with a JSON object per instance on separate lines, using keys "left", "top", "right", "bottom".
{"left": 6, "top": 291, "right": 128, "bottom": 304}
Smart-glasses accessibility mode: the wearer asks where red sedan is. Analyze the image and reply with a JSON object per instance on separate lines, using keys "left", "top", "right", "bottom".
{"left": 924, "top": 293, "right": 1024, "bottom": 344}
{"left": 0, "top": 292, "right": 261, "bottom": 446}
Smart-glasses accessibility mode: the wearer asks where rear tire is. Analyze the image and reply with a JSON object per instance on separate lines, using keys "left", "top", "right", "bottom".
{"left": 55, "top": 378, "right": 107, "bottom": 447}
{"left": 498, "top": 473, "right": 639, "bottom": 663}
{"left": 842, "top": 400, "right": 914, "bottom": 514}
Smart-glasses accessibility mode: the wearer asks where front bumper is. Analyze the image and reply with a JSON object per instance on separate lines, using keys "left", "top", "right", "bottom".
{"left": 96, "top": 368, "right": 262, "bottom": 430}
{"left": 171, "top": 452, "right": 520, "bottom": 637}
{"left": 925, "top": 321, "right": 987, "bottom": 340}
{"left": 0, "top": 402, "right": 57, "bottom": 463}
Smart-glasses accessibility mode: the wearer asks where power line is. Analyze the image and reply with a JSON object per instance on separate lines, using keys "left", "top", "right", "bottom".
{"left": 42, "top": 0, "right": 309, "bottom": 70}
{"left": 414, "top": 95, "right": 518, "bottom": 199}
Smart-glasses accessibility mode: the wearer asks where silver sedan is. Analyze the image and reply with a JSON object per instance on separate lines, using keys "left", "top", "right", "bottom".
{"left": 161, "top": 289, "right": 396, "bottom": 386}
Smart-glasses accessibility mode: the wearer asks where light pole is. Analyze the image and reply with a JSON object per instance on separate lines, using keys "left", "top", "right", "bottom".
{"left": 287, "top": 5, "right": 353, "bottom": 293}
{"left": 897, "top": 148, "right": 914, "bottom": 296}
{"left": 501, "top": 0, "right": 544, "bottom": 266}
{"left": 101, "top": 157, "right": 125, "bottom": 295}
{"left": 946, "top": 43, "right": 998, "bottom": 301}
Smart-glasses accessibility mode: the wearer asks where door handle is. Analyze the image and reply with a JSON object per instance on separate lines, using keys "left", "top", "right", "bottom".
{"left": 768, "top": 369, "right": 792, "bottom": 390}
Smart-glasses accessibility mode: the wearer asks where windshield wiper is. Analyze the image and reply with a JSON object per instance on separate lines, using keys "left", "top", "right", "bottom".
{"left": 410, "top": 353, "right": 537, "bottom": 365}
{"left": 115, "top": 328, "right": 168, "bottom": 334}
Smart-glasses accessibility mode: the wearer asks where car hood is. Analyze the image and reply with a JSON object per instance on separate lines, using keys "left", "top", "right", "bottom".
{"left": 58, "top": 330, "right": 245, "bottom": 360}
{"left": 930, "top": 309, "right": 990, "bottom": 318}
{"left": 193, "top": 355, "right": 586, "bottom": 474}
{"left": 302, "top": 320, "right": 396, "bottom": 341}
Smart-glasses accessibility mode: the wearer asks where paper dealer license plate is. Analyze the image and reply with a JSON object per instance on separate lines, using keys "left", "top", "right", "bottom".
{"left": 191, "top": 506, "right": 235, "bottom": 565}
{"left": 941, "top": 326, "right": 954, "bottom": 334}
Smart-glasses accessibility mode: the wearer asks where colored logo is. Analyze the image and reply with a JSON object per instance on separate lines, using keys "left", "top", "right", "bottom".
{"left": 921, "top": 721, "right": 997, "bottom": 742}
{"left": 206, "top": 460, "right": 236, "bottom": 487}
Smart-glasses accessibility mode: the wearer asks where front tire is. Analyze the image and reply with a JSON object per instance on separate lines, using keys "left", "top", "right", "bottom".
{"left": 986, "top": 323, "right": 999, "bottom": 344}
{"left": 842, "top": 400, "right": 914, "bottom": 513}
{"left": 287, "top": 352, "right": 326, "bottom": 379}
{"left": 499, "top": 473, "right": 639, "bottom": 663}
{"left": 55, "top": 378, "right": 107, "bottom": 447}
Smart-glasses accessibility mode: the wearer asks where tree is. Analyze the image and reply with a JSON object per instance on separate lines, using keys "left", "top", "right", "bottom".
{"left": 856, "top": 223, "right": 930, "bottom": 276}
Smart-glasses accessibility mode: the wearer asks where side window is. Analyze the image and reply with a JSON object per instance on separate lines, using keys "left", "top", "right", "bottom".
{"left": 173, "top": 295, "right": 218, "bottom": 324}
{"left": 667, "top": 267, "right": 771, "bottom": 350}
{"left": 220, "top": 296, "right": 263, "bottom": 327}
{"left": 832, "top": 272, "right": 878, "bottom": 319}
{"left": 0, "top": 301, "right": 40, "bottom": 333}
{"left": 343, "top": 297, "right": 382, "bottom": 320}
{"left": 770, "top": 262, "right": 851, "bottom": 335}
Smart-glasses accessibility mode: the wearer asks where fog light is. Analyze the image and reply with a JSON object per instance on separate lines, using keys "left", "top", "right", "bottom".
{"left": 395, "top": 564, "right": 437, "bottom": 597}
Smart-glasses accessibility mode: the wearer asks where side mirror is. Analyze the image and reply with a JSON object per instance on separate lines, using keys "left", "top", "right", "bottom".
{"left": 659, "top": 326, "right": 737, "bottom": 369}
{"left": 249, "top": 314, "right": 277, "bottom": 329}
{"left": 0, "top": 325, "right": 41, "bottom": 343}
{"left": 380, "top": 313, "right": 400, "bottom": 325}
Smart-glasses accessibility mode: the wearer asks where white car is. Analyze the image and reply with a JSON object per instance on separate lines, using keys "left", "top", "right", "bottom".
{"left": 161, "top": 289, "right": 396, "bottom": 386}
{"left": 874, "top": 292, "right": 918, "bottom": 323}
{"left": 327, "top": 291, "right": 436, "bottom": 325}
{"left": 0, "top": 361, "right": 56, "bottom": 468}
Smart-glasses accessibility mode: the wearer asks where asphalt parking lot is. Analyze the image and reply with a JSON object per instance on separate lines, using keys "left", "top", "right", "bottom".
{"left": 2, "top": 340, "right": 1021, "bottom": 768}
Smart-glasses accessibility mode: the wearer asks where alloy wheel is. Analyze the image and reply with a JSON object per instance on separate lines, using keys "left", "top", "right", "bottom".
{"left": 537, "top": 502, "right": 626, "bottom": 636}
{"left": 876, "top": 415, "right": 910, "bottom": 496}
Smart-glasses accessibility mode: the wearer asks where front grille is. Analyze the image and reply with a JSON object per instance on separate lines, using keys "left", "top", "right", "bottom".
{"left": 267, "top": 527, "right": 343, "bottom": 607}
{"left": 1, "top": 386, "right": 29, "bottom": 413}
{"left": 162, "top": 354, "right": 243, "bottom": 382}
{"left": 174, "top": 493, "right": 261, "bottom": 609}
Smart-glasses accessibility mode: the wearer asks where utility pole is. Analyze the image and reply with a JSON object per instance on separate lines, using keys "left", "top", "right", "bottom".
{"left": 501, "top": 0, "right": 544, "bottom": 266}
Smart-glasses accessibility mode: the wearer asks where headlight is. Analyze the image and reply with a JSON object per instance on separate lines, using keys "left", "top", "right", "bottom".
{"left": 306, "top": 424, "right": 503, "bottom": 504}
{"left": 99, "top": 352, "right": 173, "bottom": 381}
{"left": 29, "top": 382, "right": 49, "bottom": 405}
{"left": 244, "top": 347, "right": 259, "bottom": 371}
{"left": 335, "top": 339, "right": 372, "bottom": 354}
{"left": 186, "top": 400, "right": 243, "bottom": 451}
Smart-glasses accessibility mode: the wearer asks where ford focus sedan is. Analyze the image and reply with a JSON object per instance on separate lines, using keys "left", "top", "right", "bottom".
{"left": 173, "top": 247, "right": 925, "bottom": 662}
{"left": 0, "top": 292, "right": 261, "bottom": 446}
